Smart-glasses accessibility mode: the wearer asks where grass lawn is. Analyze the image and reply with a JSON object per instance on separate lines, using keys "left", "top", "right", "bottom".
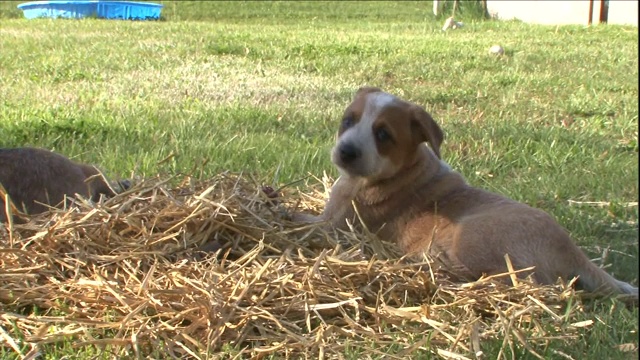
{"left": 0, "top": 1, "right": 638, "bottom": 358}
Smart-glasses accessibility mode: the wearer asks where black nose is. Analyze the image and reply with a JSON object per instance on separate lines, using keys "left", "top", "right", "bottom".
{"left": 339, "top": 143, "right": 361, "bottom": 163}
{"left": 118, "top": 179, "right": 132, "bottom": 191}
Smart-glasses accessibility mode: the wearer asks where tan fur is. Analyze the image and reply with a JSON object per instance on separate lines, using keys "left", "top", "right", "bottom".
{"left": 0, "top": 147, "right": 123, "bottom": 223}
{"left": 298, "top": 87, "right": 638, "bottom": 298}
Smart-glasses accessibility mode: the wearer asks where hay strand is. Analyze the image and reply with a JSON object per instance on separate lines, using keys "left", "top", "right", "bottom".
{"left": 0, "top": 173, "right": 597, "bottom": 358}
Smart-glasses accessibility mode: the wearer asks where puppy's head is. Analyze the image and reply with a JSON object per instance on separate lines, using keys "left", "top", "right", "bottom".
{"left": 78, "top": 164, "right": 130, "bottom": 202}
{"left": 331, "top": 87, "right": 443, "bottom": 180}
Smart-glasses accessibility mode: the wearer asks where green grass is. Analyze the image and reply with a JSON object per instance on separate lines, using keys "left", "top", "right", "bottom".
{"left": 0, "top": 1, "right": 638, "bottom": 358}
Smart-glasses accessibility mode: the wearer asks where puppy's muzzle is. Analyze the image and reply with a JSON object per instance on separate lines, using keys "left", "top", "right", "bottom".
{"left": 338, "top": 143, "right": 361, "bottom": 164}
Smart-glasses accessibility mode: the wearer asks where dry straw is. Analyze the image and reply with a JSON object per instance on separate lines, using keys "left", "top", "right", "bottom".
{"left": 0, "top": 173, "right": 602, "bottom": 358}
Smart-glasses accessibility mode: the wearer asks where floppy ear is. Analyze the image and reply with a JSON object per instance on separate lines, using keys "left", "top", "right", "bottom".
{"left": 410, "top": 105, "right": 444, "bottom": 159}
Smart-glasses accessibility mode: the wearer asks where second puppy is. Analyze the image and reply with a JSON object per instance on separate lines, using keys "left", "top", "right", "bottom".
{"left": 0, "top": 147, "right": 128, "bottom": 222}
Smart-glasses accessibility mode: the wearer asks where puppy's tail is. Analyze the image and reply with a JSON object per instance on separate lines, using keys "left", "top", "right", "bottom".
{"left": 577, "top": 260, "right": 638, "bottom": 299}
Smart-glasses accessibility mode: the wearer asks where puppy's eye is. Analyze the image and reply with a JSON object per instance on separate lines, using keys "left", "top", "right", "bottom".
{"left": 376, "top": 127, "right": 392, "bottom": 142}
{"left": 341, "top": 116, "right": 354, "bottom": 129}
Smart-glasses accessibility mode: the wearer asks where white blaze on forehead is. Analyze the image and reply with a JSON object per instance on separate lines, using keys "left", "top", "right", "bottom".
{"left": 361, "top": 91, "right": 397, "bottom": 124}
{"left": 342, "top": 91, "right": 397, "bottom": 142}
{"left": 334, "top": 91, "right": 398, "bottom": 178}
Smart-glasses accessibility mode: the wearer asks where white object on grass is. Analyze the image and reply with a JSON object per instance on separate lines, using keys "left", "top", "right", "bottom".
{"left": 442, "top": 17, "right": 464, "bottom": 31}
{"left": 489, "top": 44, "right": 505, "bottom": 55}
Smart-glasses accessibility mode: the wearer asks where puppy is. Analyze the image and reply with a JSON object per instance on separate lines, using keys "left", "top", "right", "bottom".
{"left": 0, "top": 147, "right": 128, "bottom": 223}
{"left": 296, "top": 87, "right": 638, "bottom": 297}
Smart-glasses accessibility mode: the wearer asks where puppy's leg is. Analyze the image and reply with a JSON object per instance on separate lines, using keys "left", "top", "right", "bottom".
{"left": 293, "top": 176, "right": 362, "bottom": 229}
{"left": 319, "top": 176, "right": 362, "bottom": 226}
{"left": 291, "top": 212, "right": 325, "bottom": 223}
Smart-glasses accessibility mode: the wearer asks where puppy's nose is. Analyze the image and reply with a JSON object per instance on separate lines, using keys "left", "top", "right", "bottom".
{"left": 339, "top": 143, "right": 361, "bottom": 163}
{"left": 118, "top": 179, "right": 132, "bottom": 191}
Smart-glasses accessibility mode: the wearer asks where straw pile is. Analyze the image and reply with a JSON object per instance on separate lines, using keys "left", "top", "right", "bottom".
{"left": 0, "top": 173, "right": 599, "bottom": 359}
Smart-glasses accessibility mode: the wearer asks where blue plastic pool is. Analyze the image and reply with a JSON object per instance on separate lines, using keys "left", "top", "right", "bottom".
{"left": 17, "top": 1, "right": 163, "bottom": 20}
{"left": 18, "top": 1, "right": 97, "bottom": 19}
{"left": 97, "top": 1, "right": 163, "bottom": 20}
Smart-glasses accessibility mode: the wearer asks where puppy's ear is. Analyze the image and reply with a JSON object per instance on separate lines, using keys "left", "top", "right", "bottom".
{"left": 410, "top": 106, "right": 444, "bottom": 159}
{"left": 355, "top": 86, "right": 382, "bottom": 97}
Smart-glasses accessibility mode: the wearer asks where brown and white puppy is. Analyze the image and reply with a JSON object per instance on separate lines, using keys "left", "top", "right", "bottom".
{"left": 296, "top": 87, "right": 638, "bottom": 297}
{"left": 0, "top": 147, "right": 128, "bottom": 223}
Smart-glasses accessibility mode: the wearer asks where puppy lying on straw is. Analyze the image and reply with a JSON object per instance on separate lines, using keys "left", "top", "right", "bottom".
{"left": 295, "top": 87, "right": 638, "bottom": 299}
{"left": 0, "top": 147, "right": 128, "bottom": 223}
